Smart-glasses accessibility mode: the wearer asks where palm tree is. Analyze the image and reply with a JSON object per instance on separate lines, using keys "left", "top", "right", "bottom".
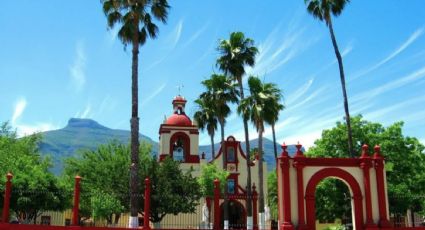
{"left": 238, "top": 76, "right": 277, "bottom": 229}
{"left": 304, "top": 0, "right": 354, "bottom": 157}
{"left": 201, "top": 74, "right": 238, "bottom": 229}
{"left": 264, "top": 86, "right": 285, "bottom": 160}
{"left": 101, "top": 0, "right": 170, "bottom": 227}
{"left": 217, "top": 31, "right": 258, "bottom": 227}
{"left": 194, "top": 96, "right": 218, "bottom": 158}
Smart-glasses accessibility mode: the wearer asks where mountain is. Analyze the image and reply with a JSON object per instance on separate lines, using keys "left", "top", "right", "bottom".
{"left": 39, "top": 118, "right": 302, "bottom": 174}
{"left": 39, "top": 118, "right": 158, "bottom": 174}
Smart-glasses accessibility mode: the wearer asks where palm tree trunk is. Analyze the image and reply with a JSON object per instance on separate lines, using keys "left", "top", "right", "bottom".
{"left": 210, "top": 132, "right": 215, "bottom": 158}
{"left": 328, "top": 17, "right": 355, "bottom": 158}
{"left": 239, "top": 77, "right": 253, "bottom": 229}
{"left": 220, "top": 119, "right": 229, "bottom": 229}
{"left": 129, "top": 17, "right": 140, "bottom": 228}
{"left": 258, "top": 124, "right": 266, "bottom": 230}
{"left": 272, "top": 123, "right": 278, "bottom": 160}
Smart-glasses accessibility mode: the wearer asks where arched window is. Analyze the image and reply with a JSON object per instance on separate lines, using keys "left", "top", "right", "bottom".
{"left": 172, "top": 138, "right": 185, "bottom": 161}
{"left": 170, "top": 132, "right": 190, "bottom": 162}
{"left": 227, "top": 146, "right": 235, "bottom": 162}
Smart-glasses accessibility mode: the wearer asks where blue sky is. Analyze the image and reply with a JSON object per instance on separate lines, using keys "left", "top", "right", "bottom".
{"left": 1, "top": 0, "right": 424, "bottom": 148}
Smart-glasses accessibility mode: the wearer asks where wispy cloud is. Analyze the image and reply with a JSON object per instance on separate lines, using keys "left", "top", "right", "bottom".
{"left": 352, "top": 65, "right": 425, "bottom": 103}
{"left": 363, "top": 94, "right": 425, "bottom": 121}
{"left": 263, "top": 116, "right": 301, "bottom": 138}
{"left": 286, "top": 78, "right": 314, "bottom": 106}
{"left": 171, "top": 19, "right": 183, "bottom": 48}
{"left": 182, "top": 22, "right": 209, "bottom": 47}
{"left": 352, "top": 28, "right": 424, "bottom": 79}
{"left": 141, "top": 82, "right": 167, "bottom": 107}
{"left": 11, "top": 98, "right": 58, "bottom": 136}
{"left": 81, "top": 104, "right": 92, "bottom": 118}
{"left": 280, "top": 130, "right": 322, "bottom": 149}
{"left": 247, "top": 26, "right": 313, "bottom": 76}
{"left": 70, "top": 41, "right": 87, "bottom": 92}
{"left": 288, "top": 86, "right": 328, "bottom": 111}
{"left": 75, "top": 104, "right": 93, "bottom": 119}
{"left": 145, "top": 20, "right": 184, "bottom": 71}
{"left": 11, "top": 97, "right": 27, "bottom": 124}
{"left": 98, "top": 95, "right": 116, "bottom": 115}
{"left": 16, "top": 123, "right": 59, "bottom": 137}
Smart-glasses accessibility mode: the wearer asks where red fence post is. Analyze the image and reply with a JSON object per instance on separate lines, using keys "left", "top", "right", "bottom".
{"left": 213, "top": 179, "right": 220, "bottom": 230}
{"left": 144, "top": 177, "right": 151, "bottom": 230}
{"left": 72, "top": 175, "right": 81, "bottom": 226}
{"left": 2, "top": 173, "right": 13, "bottom": 223}
{"left": 252, "top": 184, "right": 258, "bottom": 230}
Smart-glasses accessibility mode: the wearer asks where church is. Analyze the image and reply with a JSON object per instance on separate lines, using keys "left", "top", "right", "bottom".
{"left": 156, "top": 95, "right": 268, "bottom": 229}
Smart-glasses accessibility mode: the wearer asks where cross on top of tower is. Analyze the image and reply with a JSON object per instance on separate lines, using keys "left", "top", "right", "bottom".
{"left": 176, "top": 84, "right": 184, "bottom": 95}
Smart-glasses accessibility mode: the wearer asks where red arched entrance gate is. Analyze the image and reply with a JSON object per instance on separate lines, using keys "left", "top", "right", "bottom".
{"left": 305, "top": 168, "right": 363, "bottom": 230}
{"left": 277, "top": 144, "right": 392, "bottom": 230}
{"left": 220, "top": 200, "right": 246, "bottom": 229}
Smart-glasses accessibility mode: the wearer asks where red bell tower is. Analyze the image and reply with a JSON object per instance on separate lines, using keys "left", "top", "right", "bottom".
{"left": 158, "top": 95, "right": 200, "bottom": 163}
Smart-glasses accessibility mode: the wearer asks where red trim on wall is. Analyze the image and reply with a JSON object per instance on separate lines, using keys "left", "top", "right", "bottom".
{"left": 159, "top": 124, "right": 198, "bottom": 134}
{"left": 305, "top": 168, "right": 364, "bottom": 230}
{"left": 165, "top": 132, "right": 200, "bottom": 163}
{"left": 304, "top": 158, "right": 360, "bottom": 167}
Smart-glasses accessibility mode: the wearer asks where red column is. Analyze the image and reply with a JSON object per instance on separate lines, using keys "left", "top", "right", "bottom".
{"left": 280, "top": 144, "right": 294, "bottom": 230}
{"left": 252, "top": 184, "right": 258, "bottom": 230}
{"left": 213, "top": 179, "right": 221, "bottom": 230}
{"left": 2, "top": 173, "right": 13, "bottom": 223}
{"left": 360, "top": 145, "right": 376, "bottom": 228}
{"left": 72, "top": 175, "right": 81, "bottom": 226}
{"left": 293, "top": 143, "right": 307, "bottom": 230}
{"left": 373, "top": 145, "right": 391, "bottom": 228}
{"left": 144, "top": 177, "right": 151, "bottom": 230}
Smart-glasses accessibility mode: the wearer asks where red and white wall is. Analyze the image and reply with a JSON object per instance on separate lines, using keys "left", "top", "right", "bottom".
{"left": 277, "top": 144, "right": 391, "bottom": 230}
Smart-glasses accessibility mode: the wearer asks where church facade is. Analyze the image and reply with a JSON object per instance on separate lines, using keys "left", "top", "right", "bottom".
{"left": 157, "top": 95, "right": 268, "bottom": 229}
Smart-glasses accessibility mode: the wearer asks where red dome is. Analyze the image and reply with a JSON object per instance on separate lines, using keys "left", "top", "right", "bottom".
{"left": 165, "top": 113, "right": 192, "bottom": 126}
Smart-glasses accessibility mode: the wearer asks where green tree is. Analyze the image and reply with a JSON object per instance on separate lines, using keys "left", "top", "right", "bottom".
{"left": 194, "top": 96, "right": 218, "bottom": 158}
{"left": 200, "top": 73, "right": 238, "bottom": 227}
{"left": 64, "top": 141, "right": 201, "bottom": 227}
{"left": 141, "top": 156, "right": 201, "bottom": 227}
{"left": 101, "top": 0, "right": 170, "bottom": 226}
{"left": 306, "top": 116, "right": 425, "bottom": 219}
{"left": 217, "top": 32, "right": 258, "bottom": 225}
{"left": 263, "top": 84, "right": 284, "bottom": 160}
{"left": 198, "top": 163, "right": 229, "bottom": 197}
{"left": 238, "top": 76, "right": 279, "bottom": 228}
{"left": 91, "top": 190, "right": 125, "bottom": 225}
{"left": 304, "top": 0, "right": 354, "bottom": 157}
{"left": 0, "top": 122, "right": 68, "bottom": 224}
{"left": 266, "top": 171, "right": 278, "bottom": 221}
{"left": 63, "top": 141, "right": 139, "bottom": 224}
